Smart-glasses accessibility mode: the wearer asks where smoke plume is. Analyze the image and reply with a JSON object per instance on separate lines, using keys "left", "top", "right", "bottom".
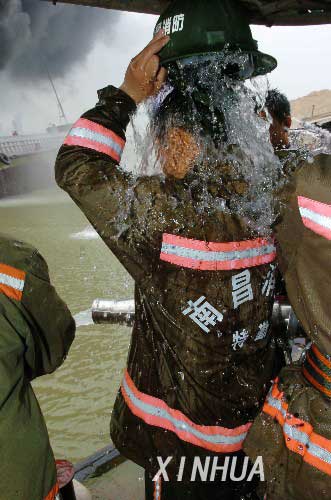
{"left": 0, "top": 0, "right": 120, "bottom": 81}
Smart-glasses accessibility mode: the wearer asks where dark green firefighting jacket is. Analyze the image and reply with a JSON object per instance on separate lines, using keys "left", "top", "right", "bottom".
{"left": 0, "top": 234, "right": 75, "bottom": 500}
{"left": 55, "top": 85, "right": 279, "bottom": 479}
{"left": 243, "top": 152, "right": 331, "bottom": 499}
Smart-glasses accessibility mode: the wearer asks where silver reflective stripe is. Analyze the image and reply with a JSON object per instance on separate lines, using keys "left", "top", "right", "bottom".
{"left": 268, "top": 393, "right": 331, "bottom": 465}
{"left": 283, "top": 423, "right": 310, "bottom": 446}
{"left": 266, "top": 394, "right": 287, "bottom": 420}
{"left": 68, "top": 127, "right": 123, "bottom": 155}
{"left": 308, "top": 443, "right": 331, "bottom": 464}
{"left": 283, "top": 423, "right": 331, "bottom": 464}
{"left": 0, "top": 273, "right": 24, "bottom": 291}
{"left": 161, "top": 243, "right": 275, "bottom": 261}
{"left": 154, "top": 478, "right": 161, "bottom": 500}
{"left": 299, "top": 207, "right": 331, "bottom": 230}
{"left": 122, "top": 378, "right": 247, "bottom": 445}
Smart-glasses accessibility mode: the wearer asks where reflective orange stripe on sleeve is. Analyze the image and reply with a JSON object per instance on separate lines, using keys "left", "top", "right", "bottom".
{"left": 298, "top": 196, "right": 331, "bottom": 240}
{"left": 302, "top": 368, "right": 331, "bottom": 398}
{"left": 303, "top": 344, "right": 331, "bottom": 398}
{"left": 121, "top": 370, "right": 251, "bottom": 453}
{"left": 312, "top": 344, "right": 331, "bottom": 369}
{"left": 160, "top": 234, "right": 276, "bottom": 271}
{"left": 263, "top": 380, "right": 331, "bottom": 475}
{"left": 0, "top": 263, "right": 26, "bottom": 301}
{"left": 63, "top": 118, "right": 125, "bottom": 163}
{"left": 44, "top": 482, "right": 59, "bottom": 500}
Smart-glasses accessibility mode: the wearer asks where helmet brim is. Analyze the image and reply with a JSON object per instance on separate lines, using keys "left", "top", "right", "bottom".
{"left": 161, "top": 50, "right": 277, "bottom": 78}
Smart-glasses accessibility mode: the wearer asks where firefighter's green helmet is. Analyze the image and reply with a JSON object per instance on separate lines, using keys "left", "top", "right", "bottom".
{"left": 154, "top": 0, "right": 277, "bottom": 78}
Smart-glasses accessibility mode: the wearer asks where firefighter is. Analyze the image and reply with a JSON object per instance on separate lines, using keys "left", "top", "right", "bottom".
{"left": 265, "top": 89, "right": 292, "bottom": 150}
{"left": 0, "top": 233, "right": 75, "bottom": 500}
{"left": 55, "top": 0, "right": 280, "bottom": 497}
{"left": 241, "top": 81, "right": 331, "bottom": 498}
{"left": 265, "top": 89, "right": 292, "bottom": 299}
{"left": 243, "top": 143, "right": 331, "bottom": 497}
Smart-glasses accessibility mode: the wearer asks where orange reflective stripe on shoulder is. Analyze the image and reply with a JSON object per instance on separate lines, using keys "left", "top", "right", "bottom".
{"left": 44, "top": 482, "right": 59, "bottom": 500}
{"left": 0, "top": 263, "right": 26, "bottom": 301}
{"left": 263, "top": 380, "right": 331, "bottom": 475}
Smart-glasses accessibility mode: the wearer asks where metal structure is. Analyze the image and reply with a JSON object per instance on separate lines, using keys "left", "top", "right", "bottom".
{"left": 74, "top": 445, "right": 122, "bottom": 482}
{"left": 43, "top": 0, "right": 331, "bottom": 25}
{"left": 0, "top": 133, "right": 66, "bottom": 159}
{"left": 92, "top": 298, "right": 135, "bottom": 325}
{"left": 46, "top": 66, "right": 68, "bottom": 125}
{"left": 305, "top": 111, "right": 331, "bottom": 127}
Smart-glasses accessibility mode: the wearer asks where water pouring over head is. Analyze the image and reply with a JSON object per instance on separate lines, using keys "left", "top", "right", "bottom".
{"left": 149, "top": 0, "right": 282, "bottom": 233}
{"left": 152, "top": 0, "right": 278, "bottom": 178}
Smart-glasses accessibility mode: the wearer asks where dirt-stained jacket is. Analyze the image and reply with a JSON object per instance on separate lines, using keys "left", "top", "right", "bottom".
{"left": 55, "top": 85, "right": 279, "bottom": 479}
{"left": 243, "top": 152, "right": 331, "bottom": 499}
{"left": 0, "top": 234, "right": 75, "bottom": 500}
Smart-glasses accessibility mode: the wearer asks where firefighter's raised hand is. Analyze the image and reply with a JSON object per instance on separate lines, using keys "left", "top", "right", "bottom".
{"left": 120, "top": 30, "right": 169, "bottom": 104}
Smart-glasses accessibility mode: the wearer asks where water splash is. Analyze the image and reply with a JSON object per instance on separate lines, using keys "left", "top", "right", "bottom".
{"left": 71, "top": 227, "right": 99, "bottom": 240}
{"left": 122, "top": 52, "right": 285, "bottom": 236}
{"left": 290, "top": 121, "right": 331, "bottom": 156}
{"left": 74, "top": 308, "right": 93, "bottom": 327}
{"left": 121, "top": 101, "right": 162, "bottom": 177}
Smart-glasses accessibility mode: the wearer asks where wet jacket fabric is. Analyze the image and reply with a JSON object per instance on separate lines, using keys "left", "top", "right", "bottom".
{"left": 243, "top": 153, "right": 331, "bottom": 499}
{"left": 55, "top": 85, "right": 279, "bottom": 479}
{"left": 0, "top": 234, "right": 75, "bottom": 500}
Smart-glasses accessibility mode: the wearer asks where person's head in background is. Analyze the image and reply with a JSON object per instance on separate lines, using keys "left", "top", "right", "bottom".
{"left": 265, "top": 89, "right": 292, "bottom": 149}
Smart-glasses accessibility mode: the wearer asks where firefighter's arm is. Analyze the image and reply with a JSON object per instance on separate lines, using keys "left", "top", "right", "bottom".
{"left": 55, "top": 32, "right": 169, "bottom": 255}
{"left": 54, "top": 84, "right": 137, "bottom": 242}
{"left": 22, "top": 249, "right": 75, "bottom": 379}
{"left": 277, "top": 154, "right": 331, "bottom": 375}
{"left": 55, "top": 29, "right": 169, "bottom": 193}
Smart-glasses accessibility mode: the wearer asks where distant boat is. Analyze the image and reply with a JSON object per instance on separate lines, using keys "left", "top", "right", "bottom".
{"left": 0, "top": 126, "right": 71, "bottom": 198}
{"left": 0, "top": 63, "right": 72, "bottom": 198}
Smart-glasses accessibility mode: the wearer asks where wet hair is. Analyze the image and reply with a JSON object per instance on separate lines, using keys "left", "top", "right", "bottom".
{"left": 266, "top": 89, "right": 291, "bottom": 124}
{"left": 152, "top": 55, "right": 251, "bottom": 146}
{"left": 152, "top": 85, "right": 227, "bottom": 146}
{"left": 152, "top": 87, "right": 194, "bottom": 140}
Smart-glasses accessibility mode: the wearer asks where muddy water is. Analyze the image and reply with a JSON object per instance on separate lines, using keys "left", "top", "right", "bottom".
{"left": 0, "top": 187, "right": 134, "bottom": 463}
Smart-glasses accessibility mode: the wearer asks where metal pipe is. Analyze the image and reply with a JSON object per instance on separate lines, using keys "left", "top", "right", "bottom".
{"left": 74, "top": 445, "right": 122, "bottom": 482}
{"left": 272, "top": 301, "right": 291, "bottom": 327}
{"left": 92, "top": 299, "right": 135, "bottom": 325}
{"left": 91, "top": 299, "right": 292, "bottom": 327}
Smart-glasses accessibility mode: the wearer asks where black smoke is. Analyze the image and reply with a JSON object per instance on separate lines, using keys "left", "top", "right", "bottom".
{"left": 0, "top": 0, "right": 120, "bottom": 81}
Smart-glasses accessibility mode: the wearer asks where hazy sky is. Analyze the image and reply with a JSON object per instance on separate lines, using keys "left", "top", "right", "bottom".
{"left": 0, "top": 4, "right": 330, "bottom": 135}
